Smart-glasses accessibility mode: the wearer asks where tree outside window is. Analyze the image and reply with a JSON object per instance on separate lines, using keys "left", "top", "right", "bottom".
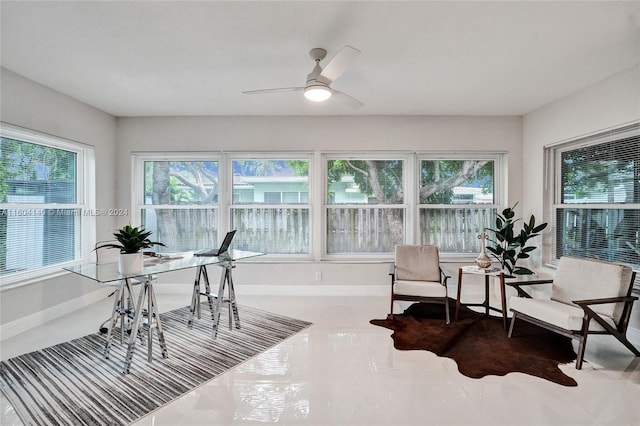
{"left": 326, "top": 159, "right": 404, "bottom": 254}
{"left": 142, "top": 160, "right": 219, "bottom": 251}
{"left": 419, "top": 159, "right": 496, "bottom": 253}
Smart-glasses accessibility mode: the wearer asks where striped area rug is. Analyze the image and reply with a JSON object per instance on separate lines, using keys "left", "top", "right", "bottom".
{"left": 0, "top": 305, "right": 312, "bottom": 425}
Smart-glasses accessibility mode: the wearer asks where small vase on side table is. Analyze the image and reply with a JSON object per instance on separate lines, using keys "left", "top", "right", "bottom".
{"left": 475, "top": 232, "right": 492, "bottom": 269}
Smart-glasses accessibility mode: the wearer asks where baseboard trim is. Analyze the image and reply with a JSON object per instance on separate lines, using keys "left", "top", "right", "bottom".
{"left": 0, "top": 288, "right": 112, "bottom": 342}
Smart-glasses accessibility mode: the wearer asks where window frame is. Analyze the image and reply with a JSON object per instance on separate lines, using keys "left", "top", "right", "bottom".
{"left": 0, "top": 123, "right": 95, "bottom": 288}
{"left": 131, "top": 152, "right": 223, "bottom": 251}
{"left": 544, "top": 122, "right": 640, "bottom": 278}
{"left": 130, "top": 151, "right": 506, "bottom": 262}
{"left": 228, "top": 152, "right": 314, "bottom": 259}
{"left": 416, "top": 152, "right": 503, "bottom": 258}
{"left": 322, "top": 152, "right": 411, "bottom": 260}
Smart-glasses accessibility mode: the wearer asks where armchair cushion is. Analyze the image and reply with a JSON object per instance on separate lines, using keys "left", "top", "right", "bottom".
{"left": 551, "top": 256, "right": 633, "bottom": 320}
{"left": 509, "top": 297, "right": 613, "bottom": 332}
{"left": 395, "top": 245, "right": 441, "bottom": 282}
{"left": 393, "top": 279, "right": 447, "bottom": 298}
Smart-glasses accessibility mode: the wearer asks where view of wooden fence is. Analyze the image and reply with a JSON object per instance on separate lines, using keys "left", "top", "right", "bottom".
{"left": 145, "top": 206, "right": 497, "bottom": 255}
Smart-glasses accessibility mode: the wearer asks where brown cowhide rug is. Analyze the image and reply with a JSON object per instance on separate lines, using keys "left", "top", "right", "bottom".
{"left": 370, "top": 301, "right": 578, "bottom": 386}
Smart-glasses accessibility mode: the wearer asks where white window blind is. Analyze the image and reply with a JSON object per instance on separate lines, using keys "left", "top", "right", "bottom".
{"left": 548, "top": 123, "right": 640, "bottom": 290}
{"left": 1, "top": 125, "right": 94, "bottom": 286}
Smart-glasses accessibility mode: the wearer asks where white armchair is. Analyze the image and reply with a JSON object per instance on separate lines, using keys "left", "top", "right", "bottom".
{"left": 507, "top": 256, "right": 639, "bottom": 369}
{"left": 390, "top": 245, "right": 451, "bottom": 323}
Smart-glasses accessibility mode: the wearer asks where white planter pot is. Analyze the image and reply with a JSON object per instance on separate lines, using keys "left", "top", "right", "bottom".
{"left": 118, "top": 252, "right": 144, "bottom": 274}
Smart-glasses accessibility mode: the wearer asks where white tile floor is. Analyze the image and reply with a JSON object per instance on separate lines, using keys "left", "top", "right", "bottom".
{"left": 2, "top": 293, "right": 640, "bottom": 426}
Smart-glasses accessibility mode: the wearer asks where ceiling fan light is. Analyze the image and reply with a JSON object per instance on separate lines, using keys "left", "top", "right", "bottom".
{"left": 304, "top": 85, "right": 332, "bottom": 102}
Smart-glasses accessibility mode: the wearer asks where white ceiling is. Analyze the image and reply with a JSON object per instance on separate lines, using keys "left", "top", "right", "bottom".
{"left": 1, "top": 1, "right": 639, "bottom": 117}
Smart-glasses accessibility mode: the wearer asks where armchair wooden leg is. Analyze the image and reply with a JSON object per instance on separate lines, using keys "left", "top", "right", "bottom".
{"left": 575, "top": 333, "right": 588, "bottom": 370}
{"left": 507, "top": 312, "right": 518, "bottom": 338}
{"left": 444, "top": 299, "right": 450, "bottom": 324}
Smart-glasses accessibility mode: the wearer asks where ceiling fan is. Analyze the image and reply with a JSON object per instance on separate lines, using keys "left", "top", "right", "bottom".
{"left": 242, "top": 45, "right": 363, "bottom": 108}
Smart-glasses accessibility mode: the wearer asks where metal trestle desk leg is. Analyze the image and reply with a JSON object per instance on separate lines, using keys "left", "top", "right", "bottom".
{"left": 188, "top": 265, "right": 217, "bottom": 328}
{"left": 188, "top": 260, "right": 240, "bottom": 338}
{"left": 213, "top": 261, "right": 240, "bottom": 338}
{"left": 103, "top": 278, "right": 136, "bottom": 358}
{"left": 121, "top": 276, "right": 168, "bottom": 374}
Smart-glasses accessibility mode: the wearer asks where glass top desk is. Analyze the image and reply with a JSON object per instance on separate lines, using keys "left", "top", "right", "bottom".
{"left": 64, "top": 249, "right": 264, "bottom": 373}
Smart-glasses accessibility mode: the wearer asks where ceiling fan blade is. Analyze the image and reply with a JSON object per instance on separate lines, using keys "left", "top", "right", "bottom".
{"left": 242, "top": 87, "right": 303, "bottom": 95}
{"left": 318, "top": 45, "right": 361, "bottom": 84}
{"left": 332, "top": 90, "right": 364, "bottom": 109}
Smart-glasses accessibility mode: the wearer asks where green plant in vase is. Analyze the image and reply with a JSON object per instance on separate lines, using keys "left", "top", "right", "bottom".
{"left": 96, "top": 225, "right": 165, "bottom": 274}
{"left": 97, "top": 225, "right": 165, "bottom": 253}
{"left": 485, "top": 203, "right": 547, "bottom": 276}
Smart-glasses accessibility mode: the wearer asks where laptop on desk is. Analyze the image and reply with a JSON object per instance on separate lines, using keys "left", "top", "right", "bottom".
{"left": 194, "top": 230, "right": 236, "bottom": 257}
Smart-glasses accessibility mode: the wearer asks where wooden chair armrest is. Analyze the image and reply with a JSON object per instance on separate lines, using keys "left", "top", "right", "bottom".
{"left": 573, "top": 295, "right": 638, "bottom": 307}
{"left": 507, "top": 283, "right": 532, "bottom": 298}
{"left": 438, "top": 265, "right": 451, "bottom": 286}
{"left": 504, "top": 280, "right": 553, "bottom": 287}
{"left": 506, "top": 280, "right": 553, "bottom": 298}
{"left": 439, "top": 265, "right": 452, "bottom": 279}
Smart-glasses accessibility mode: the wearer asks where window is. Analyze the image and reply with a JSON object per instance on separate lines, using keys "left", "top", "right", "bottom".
{"left": 136, "top": 157, "right": 219, "bottom": 252}
{"left": 132, "top": 152, "right": 504, "bottom": 260}
{"left": 418, "top": 156, "right": 498, "bottom": 255}
{"left": 230, "top": 158, "right": 310, "bottom": 255}
{"left": 325, "top": 157, "right": 405, "bottom": 255}
{"left": 548, "top": 123, "right": 640, "bottom": 274}
{"left": 1, "top": 125, "right": 94, "bottom": 285}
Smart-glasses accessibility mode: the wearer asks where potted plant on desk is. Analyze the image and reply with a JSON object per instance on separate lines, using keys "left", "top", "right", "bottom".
{"left": 96, "top": 225, "right": 165, "bottom": 274}
{"left": 485, "top": 203, "right": 547, "bottom": 276}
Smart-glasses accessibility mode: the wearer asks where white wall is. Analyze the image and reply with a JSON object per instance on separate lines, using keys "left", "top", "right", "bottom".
{"left": 116, "top": 115, "right": 523, "bottom": 289}
{"left": 522, "top": 65, "right": 640, "bottom": 333}
{"left": 522, "top": 65, "right": 640, "bottom": 222}
{"left": 0, "top": 68, "right": 118, "bottom": 331}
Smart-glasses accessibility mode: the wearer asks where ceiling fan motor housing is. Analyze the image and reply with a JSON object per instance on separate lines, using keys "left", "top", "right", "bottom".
{"left": 304, "top": 48, "right": 331, "bottom": 101}
{"left": 309, "top": 48, "right": 327, "bottom": 61}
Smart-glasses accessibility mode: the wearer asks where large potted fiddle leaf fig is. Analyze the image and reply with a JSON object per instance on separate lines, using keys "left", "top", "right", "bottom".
{"left": 96, "top": 225, "right": 165, "bottom": 274}
{"left": 485, "top": 203, "right": 547, "bottom": 276}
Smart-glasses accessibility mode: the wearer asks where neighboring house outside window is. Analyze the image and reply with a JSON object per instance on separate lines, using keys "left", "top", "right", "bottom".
{"left": 230, "top": 157, "right": 311, "bottom": 256}
{"left": 546, "top": 123, "right": 640, "bottom": 284}
{"left": 418, "top": 156, "right": 499, "bottom": 255}
{"left": 0, "top": 125, "right": 95, "bottom": 286}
